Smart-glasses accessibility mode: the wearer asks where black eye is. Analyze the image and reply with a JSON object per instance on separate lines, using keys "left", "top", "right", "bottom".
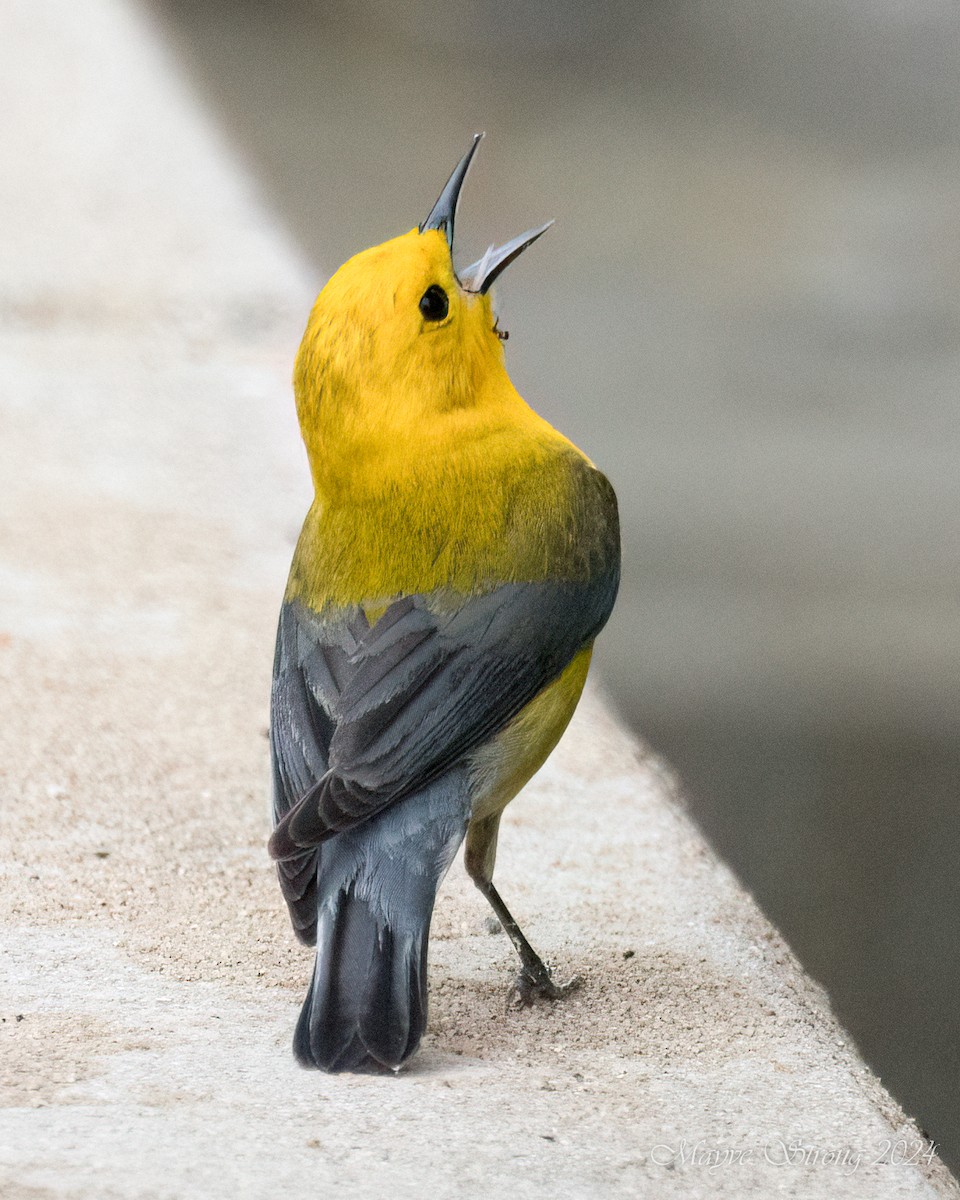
{"left": 419, "top": 284, "right": 449, "bottom": 322}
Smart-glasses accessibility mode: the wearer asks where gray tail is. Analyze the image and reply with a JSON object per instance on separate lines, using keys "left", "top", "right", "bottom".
{"left": 294, "top": 881, "right": 429, "bottom": 1071}
{"left": 293, "top": 778, "right": 468, "bottom": 1073}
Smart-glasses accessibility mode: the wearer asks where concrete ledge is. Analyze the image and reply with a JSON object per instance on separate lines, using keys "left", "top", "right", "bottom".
{"left": 0, "top": 2, "right": 956, "bottom": 1197}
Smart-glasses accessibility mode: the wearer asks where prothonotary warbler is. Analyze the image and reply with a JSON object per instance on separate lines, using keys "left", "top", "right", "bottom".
{"left": 268, "top": 134, "right": 620, "bottom": 1072}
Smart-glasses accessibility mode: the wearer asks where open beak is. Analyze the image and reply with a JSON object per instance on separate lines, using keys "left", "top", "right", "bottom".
{"left": 420, "top": 135, "right": 553, "bottom": 294}
{"left": 459, "top": 220, "right": 554, "bottom": 294}
{"left": 419, "top": 133, "right": 483, "bottom": 248}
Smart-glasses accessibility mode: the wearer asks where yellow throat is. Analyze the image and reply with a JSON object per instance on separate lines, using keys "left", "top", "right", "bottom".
{"left": 287, "top": 141, "right": 594, "bottom": 611}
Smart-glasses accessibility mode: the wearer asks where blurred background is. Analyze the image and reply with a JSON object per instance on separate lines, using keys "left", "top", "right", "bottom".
{"left": 146, "top": 0, "right": 959, "bottom": 1164}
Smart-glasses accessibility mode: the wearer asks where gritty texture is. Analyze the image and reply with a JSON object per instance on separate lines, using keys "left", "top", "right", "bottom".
{"left": 0, "top": 1, "right": 957, "bottom": 1198}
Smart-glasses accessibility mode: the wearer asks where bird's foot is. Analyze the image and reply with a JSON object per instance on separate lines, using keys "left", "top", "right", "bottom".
{"left": 510, "top": 965, "right": 582, "bottom": 1007}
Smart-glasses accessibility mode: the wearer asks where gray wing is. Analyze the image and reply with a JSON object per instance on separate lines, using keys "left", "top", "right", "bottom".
{"left": 269, "top": 566, "right": 619, "bottom": 877}
{"left": 268, "top": 605, "right": 343, "bottom": 943}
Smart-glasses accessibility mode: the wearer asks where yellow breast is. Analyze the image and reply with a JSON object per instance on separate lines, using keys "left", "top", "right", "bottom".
{"left": 466, "top": 645, "right": 593, "bottom": 822}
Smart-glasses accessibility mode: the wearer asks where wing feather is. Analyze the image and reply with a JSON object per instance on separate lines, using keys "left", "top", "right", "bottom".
{"left": 270, "top": 570, "right": 618, "bottom": 862}
{"left": 269, "top": 460, "right": 620, "bottom": 939}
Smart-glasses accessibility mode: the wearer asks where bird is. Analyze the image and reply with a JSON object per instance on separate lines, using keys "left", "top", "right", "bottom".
{"left": 267, "top": 134, "right": 620, "bottom": 1072}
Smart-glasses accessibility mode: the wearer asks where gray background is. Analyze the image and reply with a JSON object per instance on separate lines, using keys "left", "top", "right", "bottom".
{"left": 147, "top": 0, "right": 960, "bottom": 1166}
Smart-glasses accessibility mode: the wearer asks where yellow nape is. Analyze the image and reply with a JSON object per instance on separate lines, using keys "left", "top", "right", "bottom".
{"left": 287, "top": 224, "right": 599, "bottom": 610}
{"left": 294, "top": 227, "right": 570, "bottom": 493}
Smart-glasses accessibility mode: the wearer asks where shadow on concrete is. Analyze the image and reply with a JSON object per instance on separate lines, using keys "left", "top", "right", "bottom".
{"left": 143, "top": 0, "right": 960, "bottom": 1169}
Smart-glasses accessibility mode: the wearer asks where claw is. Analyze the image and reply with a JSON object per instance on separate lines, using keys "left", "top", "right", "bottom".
{"left": 510, "top": 968, "right": 582, "bottom": 1007}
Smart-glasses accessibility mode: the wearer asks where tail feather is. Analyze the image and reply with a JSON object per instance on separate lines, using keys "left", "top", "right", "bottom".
{"left": 295, "top": 893, "right": 428, "bottom": 1071}
{"left": 292, "top": 774, "right": 468, "bottom": 1072}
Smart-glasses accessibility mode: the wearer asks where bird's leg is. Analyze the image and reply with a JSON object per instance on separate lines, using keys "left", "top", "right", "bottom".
{"left": 465, "top": 814, "right": 581, "bottom": 1005}
{"left": 473, "top": 875, "right": 581, "bottom": 1004}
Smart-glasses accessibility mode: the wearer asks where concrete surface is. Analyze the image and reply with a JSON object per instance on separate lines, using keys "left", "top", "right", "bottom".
{"left": 0, "top": 1, "right": 957, "bottom": 1197}
{"left": 144, "top": 2, "right": 960, "bottom": 1163}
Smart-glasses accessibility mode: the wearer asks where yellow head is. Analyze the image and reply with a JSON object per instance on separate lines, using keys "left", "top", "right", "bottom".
{"left": 293, "top": 136, "right": 553, "bottom": 494}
